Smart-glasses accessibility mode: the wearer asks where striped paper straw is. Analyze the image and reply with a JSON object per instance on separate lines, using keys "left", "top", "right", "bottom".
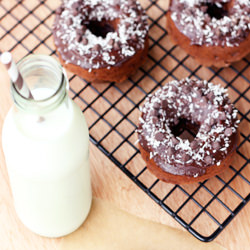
{"left": 1, "top": 52, "right": 33, "bottom": 99}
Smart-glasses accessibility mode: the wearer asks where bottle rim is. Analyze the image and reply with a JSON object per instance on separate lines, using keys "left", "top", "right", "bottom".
{"left": 11, "top": 54, "right": 68, "bottom": 113}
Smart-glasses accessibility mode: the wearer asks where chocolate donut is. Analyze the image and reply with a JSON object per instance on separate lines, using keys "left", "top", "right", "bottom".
{"left": 166, "top": 0, "right": 250, "bottom": 67}
{"left": 53, "top": 0, "right": 149, "bottom": 83}
{"left": 137, "top": 78, "right": 239, "bottom": 184}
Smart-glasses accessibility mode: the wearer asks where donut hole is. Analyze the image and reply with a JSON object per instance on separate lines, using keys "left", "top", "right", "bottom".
{"left": 86, "top": 19, "right": 118, "bottom": 38}
{"left": 170, "top": 118, "right": 200, "bottom": 143}
{"left": 205, "top": 3, "right": 228, "bottom": 19}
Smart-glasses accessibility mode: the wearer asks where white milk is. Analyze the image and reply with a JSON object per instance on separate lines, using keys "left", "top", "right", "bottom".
{"left": 2, "top": 55, "right": 92, "bottom": 237}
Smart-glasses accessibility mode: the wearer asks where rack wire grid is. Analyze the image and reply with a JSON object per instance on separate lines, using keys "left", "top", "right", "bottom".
{"left": 1, "top": 0, "right": 250, "bottom": 242}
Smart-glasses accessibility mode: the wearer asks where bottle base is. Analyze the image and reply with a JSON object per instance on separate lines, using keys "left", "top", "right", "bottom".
{"left": 14, "top": 198, "right": 92, "bottom": 238}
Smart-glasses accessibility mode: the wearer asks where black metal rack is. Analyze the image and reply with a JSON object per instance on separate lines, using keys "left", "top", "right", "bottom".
{"left": 1, "top": 0, "right": 250, "bottom": 242}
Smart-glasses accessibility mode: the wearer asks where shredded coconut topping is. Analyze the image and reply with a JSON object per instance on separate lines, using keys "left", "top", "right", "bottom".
{"left": 53, "top": 0, "right": 148, "bottom": 69}
{"left": 170, "top": 0, "right": 250, "bottom": 47}
{"left": 137, "top": 78, "right": 239, "bottom": 177}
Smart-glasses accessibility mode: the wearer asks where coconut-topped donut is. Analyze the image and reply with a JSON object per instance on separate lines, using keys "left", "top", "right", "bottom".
{"left": 137, "top": 78, "right": 239, "bottom": 184}
{"left": 53, "top": 0, "right": 149, "bottom": 83}
{"left": 166, "top": 0, "right": 250, "bottom": 67}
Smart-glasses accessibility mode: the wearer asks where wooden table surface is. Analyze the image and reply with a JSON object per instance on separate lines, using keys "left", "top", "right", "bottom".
{"left": 1, "top": 0, "right": 250, "bottom": 249}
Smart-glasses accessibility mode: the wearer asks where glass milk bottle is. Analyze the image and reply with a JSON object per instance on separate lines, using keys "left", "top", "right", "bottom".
{"left": 2, "top": 55, "right": 92, "bottom": 237}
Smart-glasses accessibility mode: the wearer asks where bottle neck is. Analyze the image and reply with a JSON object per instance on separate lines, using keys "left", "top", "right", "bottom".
{"left": 11, "top": 55, "right": 68, "bottom": 115}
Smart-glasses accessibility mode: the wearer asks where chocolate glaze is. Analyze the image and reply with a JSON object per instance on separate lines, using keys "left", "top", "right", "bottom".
{"left": 137, "top": 78, "right": 239, "bottom": 177}
{"left": 169, "top": 0, "right": 250, "bottom": 47}
{"left": 53, "top": 0, "right": 148, "bottom": 70}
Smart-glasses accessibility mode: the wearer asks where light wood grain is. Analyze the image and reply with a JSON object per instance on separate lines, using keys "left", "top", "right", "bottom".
{"left": 0, "top": 0, "right": 250, "bottom": 250}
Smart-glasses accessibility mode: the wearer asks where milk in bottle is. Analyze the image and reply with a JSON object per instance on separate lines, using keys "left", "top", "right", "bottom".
{"left": 2, "top": 55, "right": 92, "bottom": 237}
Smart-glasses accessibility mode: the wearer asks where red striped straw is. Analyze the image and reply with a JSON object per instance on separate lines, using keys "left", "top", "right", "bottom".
{"left": 1, "top": 52, "right": 33, "bottom": 99}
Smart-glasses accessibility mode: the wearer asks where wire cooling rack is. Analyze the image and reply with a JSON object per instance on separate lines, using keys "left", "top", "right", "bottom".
{"left": 1, "top": 0, "right": 250, "bottom": 242}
